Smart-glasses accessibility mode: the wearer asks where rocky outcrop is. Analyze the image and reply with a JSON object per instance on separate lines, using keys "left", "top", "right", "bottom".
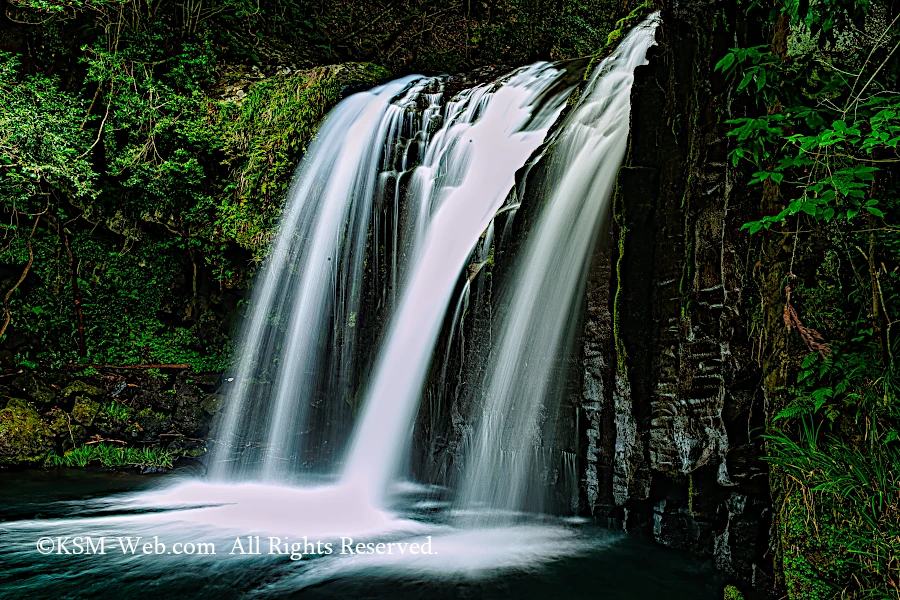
{"left": 401, "top": 15, "right": 779, "bottom": 590}
{"left": 596, "top": 1, "right": 777, "bottom": 596}
{"left": 0, "top": 399, "right": 54, "bottom": 465}
{"left": 0, "top": 369, "right": 223, "bottom": 468}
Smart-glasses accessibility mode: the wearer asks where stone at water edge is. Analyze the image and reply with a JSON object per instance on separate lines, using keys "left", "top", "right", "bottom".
{"left": 0, "top": 399, "right": 54, "bottom": 465}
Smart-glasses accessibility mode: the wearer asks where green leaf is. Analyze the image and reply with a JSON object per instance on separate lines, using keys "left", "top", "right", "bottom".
{"left": 715, "top": 52, "right": 736, "bottom": 72}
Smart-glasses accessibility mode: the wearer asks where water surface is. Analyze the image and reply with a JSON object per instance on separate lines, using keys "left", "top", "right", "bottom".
{"left": 0, "top": 470, "right": 721, "bottom": 599}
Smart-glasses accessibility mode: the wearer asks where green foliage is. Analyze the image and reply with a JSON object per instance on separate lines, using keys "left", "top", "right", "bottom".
{"left": 216, "top": 63, "right": 387, "bottom": 256}
{"left": 100, "top": 401, "right": 134, "bottom": 424}
{"left": 781, "top": 0, "right": 871, "bottom": 36}
{"left": 716, "top": 46, "right": 898, "bottom": 232}
{"left": 774, "top": 342, "right": 882, "bottom": 423}
{"left": 767, "top": 412, "right": 900, "bottom": 596}
{"left": 1, "top": 222, "right": 232, "bottom": 368}
{"left": 476, "top": 0, "right": 628, "bottom": 64}
{"left": 48, "top": 443, "right": 174, "bottom": 468}
{"left": 0, "top": 0, "right": 638, "bottom": 373}
{"left": 723, "top": 585, "right": 745, "bottom": 600}
{"left": 722, "top": 3, "right": 900, "bottom": 597}
{"left": 0, "top": 52, "right": 95, "bottom": 209}
{"left": 305, "top": 0, "right": 641, "bottom": 72}
{"left": 79, "top": 40, "right": 224, "bottom": 232}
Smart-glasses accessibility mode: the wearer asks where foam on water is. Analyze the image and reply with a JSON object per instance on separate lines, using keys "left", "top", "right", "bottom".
{"left": 0, "top": 479, "right": 616, "bottom": 597}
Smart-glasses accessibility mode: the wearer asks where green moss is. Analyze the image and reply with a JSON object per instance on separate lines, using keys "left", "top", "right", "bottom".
{"left": 217, "top": 62, "right": 390, "bottom": 259}
{"left": 723, "top": 585, "right": 745, "bottom": 600}
{"left": 688, "top": 472, "right": 694, "bottom": 514}
{"left": 584, "top": 1, "right": 658, "bottom": 81}
{"left": 71, "top": 396, "right": 101, "bottom": 426}
{"left": 11, "top": 373, "right": 55, "bottom": 404}
{"left": 0, "top": 400, "right": 54, "bottom": 465}
{"left": 61, "top": 380, "right": 104, "bottom": 398}
{"left": 614, "top": 221, "right": 629, "bottom": 376}
{"left": 612, "top": 166, "right": 639, "bottom": 377}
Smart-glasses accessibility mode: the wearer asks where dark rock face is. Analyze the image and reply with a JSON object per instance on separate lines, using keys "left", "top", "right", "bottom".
{"left": 593, "top": 1, "right": 777, "bottom": 596}
{"left": 583, "top": 249, "right": 617, "bottom": 514}
{"left": 0, "top": 368, "right": 222, "bottom": 469}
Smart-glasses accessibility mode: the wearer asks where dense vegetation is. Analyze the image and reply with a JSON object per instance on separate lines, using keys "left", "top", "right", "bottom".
{"left": 0, "top": 0, "right": 629, "bottom": 370}
{"left": 719, "top": 1, "right": 899, "bottom": 596}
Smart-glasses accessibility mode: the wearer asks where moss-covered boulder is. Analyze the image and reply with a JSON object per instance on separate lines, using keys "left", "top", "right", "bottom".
{"left": 72, "top": 396, "right": 101, "bottom": 426}
{"left": 0, "top": 399, "right": 54, "bottom": 465}
{"left": 173, "top": 402, "right": 205, "bottom": 434}
{"left": 200, "top": 393, "right": 224, "bottom": 416}
{"left": 46, "top": 407, "right": 86, "bottom": 451}
{"left": 11, "top": 373, "right": 56, "bottom": 404}
{"left": 62, "top": 380, "right": 105, "bottom": 398}
{"left": 133, "top": 408, "right": 172, "bottom": 439}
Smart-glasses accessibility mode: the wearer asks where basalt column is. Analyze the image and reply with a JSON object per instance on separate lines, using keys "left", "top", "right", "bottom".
{"left": 597, "top": 2, "right": 777, "bottom": 596}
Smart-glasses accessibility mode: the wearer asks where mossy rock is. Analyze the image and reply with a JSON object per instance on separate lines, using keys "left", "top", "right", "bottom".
{"left": 174, "top": 402, "right": 205, "bottom": 435}
{"left": 134, "top": 408, "right": 172, "bottom": 438}
{"left": 723, "top": 585, "right": 745, "bottom": 600}
{"left": 72, "top": 396, "right": 101, "bottom": 426}
{"left": 0, "top": 399, "right": 54, "bottom": 465}
{"left": 11, "top": 373, "right": 56, "bottom": 404}
{"left": 62, "top": 380, "right": 105, "bottom": 398}
{"left": 46, "top": 407, "right": 86, "bottom": 451}
{"left": 200, "top": 393, "right": 224, "bottom": 415}
{"left": 181, "top": 446, "right": 207, "bottom": 458}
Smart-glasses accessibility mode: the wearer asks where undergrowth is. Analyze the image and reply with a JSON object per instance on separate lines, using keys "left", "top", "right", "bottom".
{"left": 722, "top": 0, "right": 899, "bottom": 596}
{"left": 47, "top": 444, "right": 174, "bottom": 469}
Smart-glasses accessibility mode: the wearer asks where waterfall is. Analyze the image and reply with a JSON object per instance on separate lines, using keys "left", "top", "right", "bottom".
{"left": 211, "top": 62, "right": 577, "bottom": 491}
{"left": 211, "top": 14, "right": 658, "bottom": 517}
{"left": 340, "top": 63, "right": 577, "bottom": 507}
{"left": 457, "top": 14, "right": 660, "bottom": 517}
{"left": 210, "top": 75, "right": 437, "bottom": 481}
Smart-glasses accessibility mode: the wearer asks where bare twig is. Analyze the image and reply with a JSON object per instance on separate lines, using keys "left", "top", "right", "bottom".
{"left": 784, "top": 284, "right": 832, "bottom": 356}
{"left": 0, "top": 204, "right": 49, "bottom": 340}
{"left": 64, "top": 363, "right": 192, "bottom": 370}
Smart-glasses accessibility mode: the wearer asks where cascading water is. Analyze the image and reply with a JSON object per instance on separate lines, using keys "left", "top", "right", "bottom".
{"left": 457, "top": 14, "right": 660, "bottom": 518}
{"left": 340, "top": 63, "right": 579, "bottom": 508}
{"left": 211, "top": 75, "right": 439, "bottom": 481}
{"left": 212, "top": 59, "right": 579, "bottom": 494}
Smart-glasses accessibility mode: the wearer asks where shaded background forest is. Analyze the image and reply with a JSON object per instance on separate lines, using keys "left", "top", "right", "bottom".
{"left": 0, "top": 0, "right": 632, "bottom": 370}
